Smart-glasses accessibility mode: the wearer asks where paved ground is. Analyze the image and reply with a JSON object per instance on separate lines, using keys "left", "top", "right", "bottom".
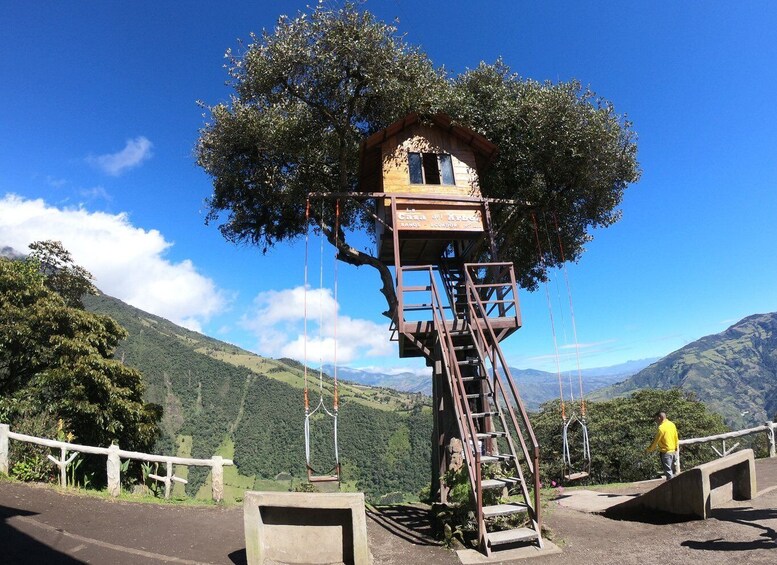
{"left": 1, "top": 458, "right": 776, "bottom": 564}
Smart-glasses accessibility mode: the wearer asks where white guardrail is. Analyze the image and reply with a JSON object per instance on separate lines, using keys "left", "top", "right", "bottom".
{"left": 0, "top": 423, "right": 233, "bottom": 501}
{"left": 677, "top": 421, "right": 776, "bottom": 472}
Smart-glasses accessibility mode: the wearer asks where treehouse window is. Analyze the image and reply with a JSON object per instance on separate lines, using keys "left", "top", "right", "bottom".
{"left": 409, "top": 152, "right": 455, "bottom": 185}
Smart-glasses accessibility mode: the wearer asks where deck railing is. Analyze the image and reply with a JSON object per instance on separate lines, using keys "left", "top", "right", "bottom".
{"left": 0, "top": 423, "right": 232, "bottom": 501}
{"left": 678, "top": 421, "right": 776, "bottom": 471}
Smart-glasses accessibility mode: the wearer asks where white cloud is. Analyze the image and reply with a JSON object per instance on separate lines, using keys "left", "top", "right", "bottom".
{"left": 0, "top": 194, "right": 226, "bottom": 331}
{"left": 355, "top": 364, "right": 431, "bottom": 378}
{"left": 45, "top": 176, "right": 68, "bottom": 188}
{"left": 87, "top": 136, "right": 153, "bottom": 176}
{"left": 78, "top": 185, "right": 111, "bottom": 202}
{"left": 242, "top": 286, "right": 393, "bottom": 364}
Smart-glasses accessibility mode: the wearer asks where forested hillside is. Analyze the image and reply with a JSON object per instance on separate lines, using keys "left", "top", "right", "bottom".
{"left": 592, "top": 313, "right": 777, "bottom": 428}
{"left": 83, "top": 293, "right": 431, "bottom": 502}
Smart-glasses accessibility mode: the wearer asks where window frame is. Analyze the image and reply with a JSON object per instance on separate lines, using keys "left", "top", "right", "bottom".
{"left": 408, "top": 151, "right": 456, "bottom": 186}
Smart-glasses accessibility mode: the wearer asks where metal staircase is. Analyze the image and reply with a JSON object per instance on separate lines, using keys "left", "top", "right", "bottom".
{"left": 394, "top": 262, "right": 543, "bottom": 556}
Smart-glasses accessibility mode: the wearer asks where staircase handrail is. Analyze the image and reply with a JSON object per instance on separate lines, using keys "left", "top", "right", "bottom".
{"left": 463, "top": 265, "right": 541, "bottom": 518}
{"left": 424, "top": 267, "right": 485, "bottom": 540}
{"left": 463, "top": 266, "right": 538, "bottom": 451}
{"left": 464, "top": 262, "right": 519, "bottom": 320}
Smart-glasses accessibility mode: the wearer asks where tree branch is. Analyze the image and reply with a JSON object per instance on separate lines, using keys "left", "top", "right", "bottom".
{"left": 313, "top": 212, "right": 397, "bottom": 320}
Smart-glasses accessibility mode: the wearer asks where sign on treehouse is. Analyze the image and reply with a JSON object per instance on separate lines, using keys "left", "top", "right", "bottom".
{"left": 395, "top": 203, "right": 484, "bottom": 232}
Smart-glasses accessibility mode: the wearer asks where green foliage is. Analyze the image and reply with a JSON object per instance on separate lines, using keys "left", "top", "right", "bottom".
{"left": 7, "top": 412, "right": 58, "bottom": 483}
{"left": 141, "top": 461, "right": 162, "bottom": 497}
{"left": 0, "top": 251, "right": 161, "bottom": 486}
{"left": 293, "top": 481, "right": 317, "bottom": 493}
{"left": 28, "top": 240, "right": 97, "bottom": 308}
{"left": 197, "top": 2, "right": 446, "bottom": 249}
{"left": 11, "top": 459, "right": 50, "bottom": 482}
{"left": 447, "top": 63, "right": 640, "bottom": 289}
{"left": 532, "top": 389, "right": 728, "bottom": 485}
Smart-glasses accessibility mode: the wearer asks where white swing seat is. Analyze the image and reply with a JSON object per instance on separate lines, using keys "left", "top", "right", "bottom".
{"left": 564, "top": 471, "right": 589, "bottom": 481}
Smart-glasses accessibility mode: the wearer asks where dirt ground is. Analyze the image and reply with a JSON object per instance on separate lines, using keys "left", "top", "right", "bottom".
{"left": 0, "top": 458, "right": 775, "bottom": 564}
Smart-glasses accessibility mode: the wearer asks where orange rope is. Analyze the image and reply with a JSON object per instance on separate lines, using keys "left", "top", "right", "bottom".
{"left": 531, "top": 212, "right": 566, "bottom": 421}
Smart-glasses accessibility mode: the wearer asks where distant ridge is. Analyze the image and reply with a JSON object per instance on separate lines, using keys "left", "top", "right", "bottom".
{"left": 592, "top": 312, "right": 777, "bottom": 427}
{"left": 326, "top": 358, "right": 658, "bottom": 410}
{"left": 0, "top": 245, "right": 25, "bottom": 259}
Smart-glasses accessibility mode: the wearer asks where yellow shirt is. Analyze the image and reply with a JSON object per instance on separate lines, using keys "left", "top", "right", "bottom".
{"left": 647, "top": 419, "right": 679, "bottom": 453}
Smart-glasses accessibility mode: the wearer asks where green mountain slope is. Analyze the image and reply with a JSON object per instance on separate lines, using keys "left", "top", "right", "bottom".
{"left": 83, "top": 293, "right": 431, "bottom": 502}
{"left": 591, "top": 313, "right": 777, "bottom": 428}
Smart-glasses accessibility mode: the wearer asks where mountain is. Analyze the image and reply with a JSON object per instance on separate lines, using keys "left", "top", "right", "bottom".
{"left": 591, "top": 313, "right": 777, "bottom": 428}
{"left": 323, "top": 365, "right": 430, "bottom": 394}
{"left": 82, "top": 293, "right": 431, "bottom": 503}
{"left": 0, "top": 245, "right": 25, "bottom": 259}
{"left": 327, "top": 359, "right": 657, "bottom": 410}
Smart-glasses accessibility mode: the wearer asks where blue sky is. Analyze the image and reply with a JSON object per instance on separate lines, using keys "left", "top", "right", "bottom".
{"left": 2, "top": 1, "right": 776, "bottom": 377}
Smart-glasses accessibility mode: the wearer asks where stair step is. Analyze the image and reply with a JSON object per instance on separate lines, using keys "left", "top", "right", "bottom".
{"left": 457, "top": 358, "right": 480, "bottom": 366}
{"left": 477, "top": 431, "right": 507, "bottom": 439}
{"left": 461, "top": 375, "right": 486, "bottom": 382}
{"left": 480, "top": 454, "right": 514, "bottom": 463}
{"left": 481, "top": 477, "right": 519, "bottom": 490}
{"left": 466, "top": 392, "right": 493, "bottom": 399}
{"left": 485, "top": 527, "right": 539, "bottom": 547}
{"left": 482, "top": 503, "right": 529, "bottom": 518}
{"left": 471, "top": 411, "right": 498, "bottom": 419}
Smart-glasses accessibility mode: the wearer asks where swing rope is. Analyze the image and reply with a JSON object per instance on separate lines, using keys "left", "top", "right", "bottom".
{"left": 531, "top": 212, "right": 566, "bottom": 422}
{"left": 302, "top": 197, "right": 340, "bottom": 481}
{"left": 541, "top": 215, "right": 575, "bottom": 405}
{"left": 552, "top": 212, "right": 586, "bottom": 419}
{"left": 532, "top": 211, "right": 591, "bottom": 479}
{"left": 303, "top": 198, "right": 311, "bottom": 466}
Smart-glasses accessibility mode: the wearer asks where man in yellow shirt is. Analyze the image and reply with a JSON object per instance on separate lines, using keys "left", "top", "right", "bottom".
{"left": 646, "top": 411, "right": 679, "bottom": 479}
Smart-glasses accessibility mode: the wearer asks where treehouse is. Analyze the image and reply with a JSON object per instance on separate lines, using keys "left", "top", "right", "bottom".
{"left": 354, "top": 113, "right": 544, "bottom": 557}
{"left": 357, "top": 113, "right": 498, "bottom": 266}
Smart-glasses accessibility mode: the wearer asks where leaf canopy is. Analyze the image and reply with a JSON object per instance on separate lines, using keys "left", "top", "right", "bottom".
{"left": 198, "top": 3, "right": 446, "bottom": 250}
{"left": 197, "top": 3, "right": 640, "bottom": 292}
{"left": 0, "top": 252, "right": 160, "bottom": 452}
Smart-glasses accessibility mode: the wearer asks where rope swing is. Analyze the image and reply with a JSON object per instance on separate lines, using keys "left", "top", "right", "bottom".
{"left": 303, "top": 198, "right": 341, "bottom": 484}
{"left": 531, "top": 211, "right": 591, "bottom": 482}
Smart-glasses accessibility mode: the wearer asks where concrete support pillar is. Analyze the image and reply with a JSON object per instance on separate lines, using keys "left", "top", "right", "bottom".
{"left": 107, "top": 444, "right": 121, "bottom": 497}
{"left": 212, "top": 456, "right": 224, "bottom": 502}
{"left": 0, "top": 424, "right": 9, "bottom": 475}
{"left": 59, "top": 447, "right": 67, "bottom": 487}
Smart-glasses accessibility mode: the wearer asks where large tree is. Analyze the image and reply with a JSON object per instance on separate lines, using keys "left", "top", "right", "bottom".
{"left": 196, "top": 3, "right": 640, "bottom": 312}
{"left": 0, "top": 246, "right": 160, "bottom": 454}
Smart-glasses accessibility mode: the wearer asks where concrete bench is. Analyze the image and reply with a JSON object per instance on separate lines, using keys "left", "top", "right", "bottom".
{"left": 610, "top": 449, "right": 757, "bottom": 519}
{"left": 243, "top": 491, "right": 372, "bottom": 564}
